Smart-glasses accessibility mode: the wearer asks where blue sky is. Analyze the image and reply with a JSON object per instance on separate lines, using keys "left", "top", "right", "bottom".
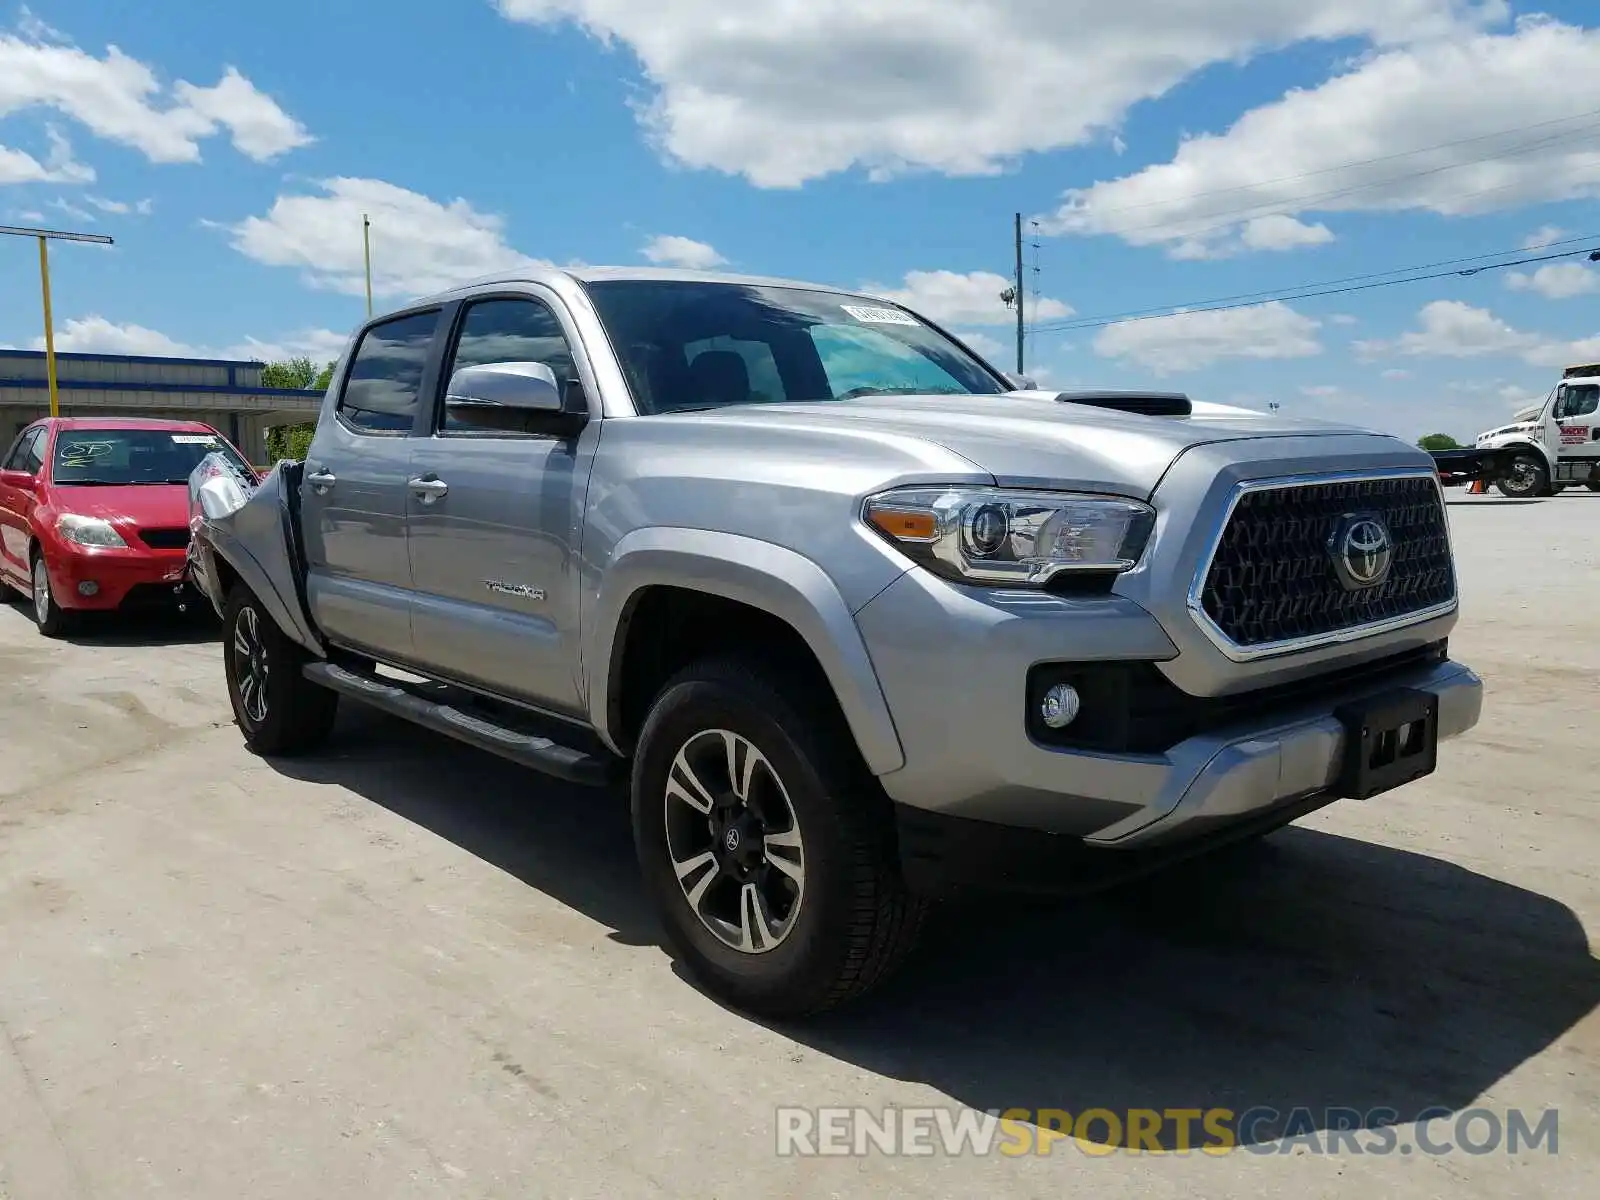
{"left": 2, "top": 0, "right": 1598, "bottom": 442}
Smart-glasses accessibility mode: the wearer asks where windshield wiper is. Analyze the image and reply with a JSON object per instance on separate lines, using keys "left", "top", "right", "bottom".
{"left": 838, "top": 386, "right": 967, "bottom": 399}
{"left": 55, "top": 479, "right": 122, "bottom": 485}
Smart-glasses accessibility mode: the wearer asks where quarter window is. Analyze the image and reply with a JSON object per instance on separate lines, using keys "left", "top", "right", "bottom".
{"left": 338, "top": 310, "right": 441, "bottom": 433}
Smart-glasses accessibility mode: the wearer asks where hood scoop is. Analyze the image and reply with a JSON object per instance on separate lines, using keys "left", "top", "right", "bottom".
{"left": 1053, "top": 390, "right": 1193, "bottom": 417}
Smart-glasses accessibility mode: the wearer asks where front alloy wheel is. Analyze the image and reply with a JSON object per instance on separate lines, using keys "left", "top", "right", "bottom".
{"left": 631, "top": 658, "right": 926, "bottom": 1018}
{"left": 232, "top": 604, "right": 271, "bottom": 726}
{"left": 222, "top": 587, "right": 338, "bottom": 756}
{"left": 31, "top": 556, "right": 72, "bottom": 638}
{"left": 665, "top": 728, "right": 806, "bottom": 955}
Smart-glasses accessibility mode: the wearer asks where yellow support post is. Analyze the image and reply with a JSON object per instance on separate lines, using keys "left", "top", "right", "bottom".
{"left": 38, "top": 235, "right": 59, "bottom": 418}
{"left": 1, "top": 224, "right": 114, "bottom": 417}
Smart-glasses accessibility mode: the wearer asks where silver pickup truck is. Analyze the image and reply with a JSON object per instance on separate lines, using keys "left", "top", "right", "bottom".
{"left": 189, "top": 266, "right": 1483, "bottom": 1017}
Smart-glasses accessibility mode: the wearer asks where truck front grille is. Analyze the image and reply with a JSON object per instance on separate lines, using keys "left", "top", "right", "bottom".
{"left": 1195, "top": 474, "right": 1455, "bottom": 653}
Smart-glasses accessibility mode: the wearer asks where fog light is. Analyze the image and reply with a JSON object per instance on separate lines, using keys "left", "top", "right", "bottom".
{"left": 77, "top": 581, "right": 99, "bottom": 597}
{"left": 1040, "top": 683, "right": 1080, "bottom": 729}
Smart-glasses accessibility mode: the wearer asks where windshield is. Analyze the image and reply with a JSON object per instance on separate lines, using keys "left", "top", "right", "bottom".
{"left": 581, "top": 280, "right": 1007, "bottom": 415}
{"left": 51, "top": 428, "right": 252, "bottom": 485}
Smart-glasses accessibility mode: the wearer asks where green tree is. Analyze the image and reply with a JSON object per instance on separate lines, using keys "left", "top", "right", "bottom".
{"left": 1417, "top": 433, "right": 1463, "bottom": 451}
{"left": 262, "top": 357, "right": 337, "bottom": 462}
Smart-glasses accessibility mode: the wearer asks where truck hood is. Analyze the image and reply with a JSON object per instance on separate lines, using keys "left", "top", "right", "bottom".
{"left": 49, "top": 482, "right": 191, "bottom": 529}
{"left": 681, "top": 392, "right": 1382, "bottom": 495}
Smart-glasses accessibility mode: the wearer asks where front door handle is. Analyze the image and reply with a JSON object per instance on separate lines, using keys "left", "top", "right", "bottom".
{"left": 306, "top": 468, "right": 337, "bottom": 493}
{"left": 408, "top": 475, "right": 449, "bottom": 504}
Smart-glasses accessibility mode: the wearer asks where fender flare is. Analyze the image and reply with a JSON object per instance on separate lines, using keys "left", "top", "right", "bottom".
{"left": 204, "top": 531, "right": 325, "bottom": 656}
{"left": 585, "top": 527, "right": 906, "bottom": 776}
{"left": 1490, "top": 436, "right": 1555, "bottom": 472}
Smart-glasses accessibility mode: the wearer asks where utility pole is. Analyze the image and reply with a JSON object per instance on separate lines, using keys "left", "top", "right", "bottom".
{"left": 1, "top": 224, "right": 115, "bottom": 417}
{"left": 362, "top": 214, "right": 374, "bottom": 317}
{"left": 1013, "top": 211, "right": 1025, "bottom": 374}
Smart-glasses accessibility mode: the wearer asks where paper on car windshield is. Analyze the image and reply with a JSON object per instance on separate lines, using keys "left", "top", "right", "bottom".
{"left": 171, "top": 435, "right": 220, "bottom": 445}
{"left": 840, "top": 304, "right": 920, "bottom": 327}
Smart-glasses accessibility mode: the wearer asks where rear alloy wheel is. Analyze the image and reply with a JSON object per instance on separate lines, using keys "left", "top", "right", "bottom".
{"left": 1495, "top": 451, "right": 1550, "bottom": 498}
{"left": 632, "top": 658, "right": 926, "bottom": 1018}
{"left": 31, "top": 554, "right": 74, "bottom": 638}
{"left": 223, "top": 587, "right": 338, "bottom": 756}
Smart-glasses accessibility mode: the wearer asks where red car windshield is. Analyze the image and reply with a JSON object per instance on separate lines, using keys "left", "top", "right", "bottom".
{"left": 51, "top": 428, "right": 252, "bottom": 486}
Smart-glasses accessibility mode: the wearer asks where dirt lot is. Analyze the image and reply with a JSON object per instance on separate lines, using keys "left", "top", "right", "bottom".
{"left": 1, "top": 492, "right": 1597, "bottom": 1199}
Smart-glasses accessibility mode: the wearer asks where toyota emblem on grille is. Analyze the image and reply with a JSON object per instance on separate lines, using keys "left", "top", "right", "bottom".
{"left": 1329, "top": 512, "right": 1394, "bottom": 591}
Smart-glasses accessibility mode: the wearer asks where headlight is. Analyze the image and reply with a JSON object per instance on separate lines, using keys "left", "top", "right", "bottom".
{"left": 862, "top": 486, "right": 1154, "bottom": 586}
{"left": 56, "top": 514, "right": 127, "bottom": 548}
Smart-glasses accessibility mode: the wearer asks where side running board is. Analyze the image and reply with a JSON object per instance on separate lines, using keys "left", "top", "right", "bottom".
{"left": 303, "top": 661, "right": 621, "bottom": 787}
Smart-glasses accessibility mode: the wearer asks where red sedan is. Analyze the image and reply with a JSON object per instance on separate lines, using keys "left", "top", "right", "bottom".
{"left": 0, "top": 417, "right": 258, "bottom": 636}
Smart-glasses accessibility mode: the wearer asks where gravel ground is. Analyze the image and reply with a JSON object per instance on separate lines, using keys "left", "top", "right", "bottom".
{"left": 0, "top": 491, "right": 1596, "bottom": 1199}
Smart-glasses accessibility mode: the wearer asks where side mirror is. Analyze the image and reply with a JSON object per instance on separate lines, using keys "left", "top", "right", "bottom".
{"left": 445, "top": 361, "right": 588, "bottom": 435}
{"left": 1002, "top": 372, "right": 1037, "bottom": 391}
{"left": 0, "top": 468, "right": 36, "bottom": 492}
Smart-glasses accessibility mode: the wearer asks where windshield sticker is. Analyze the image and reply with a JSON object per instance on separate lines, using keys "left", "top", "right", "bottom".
{"left": 841, "top": 304, "right": 920, "bottom": 327}
{"left": 171, "top": 435, "right": 220, "bottom": 445}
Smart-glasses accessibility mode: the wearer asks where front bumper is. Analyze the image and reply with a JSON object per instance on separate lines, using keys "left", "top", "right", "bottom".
{"left": 854, "top": 566, "right": 1481, "bottom": 858}
{"left": 43, "top": 544, "right": 193, "bottom": 611}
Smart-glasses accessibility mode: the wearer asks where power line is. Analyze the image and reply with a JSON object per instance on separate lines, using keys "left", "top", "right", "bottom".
{"left": 1032, "top": 243, "right": 1600, "bottom": 334}
{"left": 1034, "top": 231, "right": 1600, "bottom": 331}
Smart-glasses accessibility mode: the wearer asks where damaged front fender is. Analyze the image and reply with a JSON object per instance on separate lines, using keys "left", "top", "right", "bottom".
{"left": 187, "top": 454, "right": 325, "bottom": 656}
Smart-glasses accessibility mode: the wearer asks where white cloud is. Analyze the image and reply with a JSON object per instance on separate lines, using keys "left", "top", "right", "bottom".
{"left": 224, "top": 177, "right": 546, "bottom": 300}
{"left": 222, "top": 328, "right": 351, "bottom": 364}
{"left": 1357, "top": 299, "right": 1600, "bottom": 367}
{"left": 1382, "top": 368, "right": 1413, "bottom": 379}
{"left": 495, "top": 0, "right": 1504, "bottom": 187}
{"left": 33, "top": 316, "right": 192, "bottom": 356}
{"left": 0, "top": 126, "right": 92, "bottom": 185}
{"left": 49, "top": 196, "right": 95, "bottom": 222}
{"left": 1329, "top": 313, "right": 1360, "bottom": 326}
{"left": 1301, "top": 384, "right": 1342, "bottom": 396}
{"left": 29, "top": 315, "right": 348, "bottom": 364}
{"left": 1505, "top": 262, "right": 1599, "bottom": 300}
{"left": 1171, "top": 214, "right": 1335, "bottom": 259}
{"left": 1521, "top": 224, "right": 1569, "bottom": 250}
{"left": 0, "top": 24, "right": 310, "bottom": 169}
{"left": 171, "top": 68, "right": 313, "bottom": 161}
{"left": 867, "top": 269, "right": 1071, "bottom": 327}
{"left": 1040, "top": 18, "right": 1600, "bottom": 256}
{"left": 80, "top": 194, "right": 150, "bottom": 216}
{"left": 1093, "top": 302, "right": 1323, "bottom": 374}
{"left": 640, "top": 234, "right": 726, "bottom": 269}
{"left": 952, "top": 330, "right": 1008, "bottom": 362}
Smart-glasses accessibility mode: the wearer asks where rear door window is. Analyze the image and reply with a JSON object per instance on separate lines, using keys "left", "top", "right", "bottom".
{"left": 338, "top": 310, "right": 441, "bottom": 433}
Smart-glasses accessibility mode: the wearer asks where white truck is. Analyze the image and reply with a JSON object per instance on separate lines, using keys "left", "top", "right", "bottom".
{"left": 1474, "top": 363, "right": 1600, "bottom": 498}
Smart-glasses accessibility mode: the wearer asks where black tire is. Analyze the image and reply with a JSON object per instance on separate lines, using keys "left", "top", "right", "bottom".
{"left": 631, "top": 657, "right": 926, "bottom": 1018}
{"left": 223, "top": 586, "right": 338, "bottom": 756}
{"left": 1494, "top": 451, "right": 1549, "bottom": 498}
{"left": 30, "top": 551, "right": 75, "bottom": 638}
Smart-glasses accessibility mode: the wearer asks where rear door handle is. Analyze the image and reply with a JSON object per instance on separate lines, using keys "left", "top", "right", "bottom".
{"left": 408, "top": 476, "right": 449, "bottom": 503}
{"left": 306, "top": 468, "right": 337, "bottom": 493}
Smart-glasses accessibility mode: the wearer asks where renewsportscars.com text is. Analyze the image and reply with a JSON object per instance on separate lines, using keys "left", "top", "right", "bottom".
{"left": 774, "top": 1106, "right": 1560, "bottom": 1157}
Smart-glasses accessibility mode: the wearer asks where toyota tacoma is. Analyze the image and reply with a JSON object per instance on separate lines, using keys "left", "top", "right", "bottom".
{"left": 187, "top": 267, "right": 1484, "bottom": 1017}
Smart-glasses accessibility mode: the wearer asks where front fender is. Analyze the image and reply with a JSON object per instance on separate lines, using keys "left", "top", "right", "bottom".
{"left": 1481, "top": 435, "right": 1554, "bottom": 469}
{"left": 197, "top": 465, "right": 325, "bottom": 656}
{"left": 586, "top": 527, "right": 906, "bottom": 776}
